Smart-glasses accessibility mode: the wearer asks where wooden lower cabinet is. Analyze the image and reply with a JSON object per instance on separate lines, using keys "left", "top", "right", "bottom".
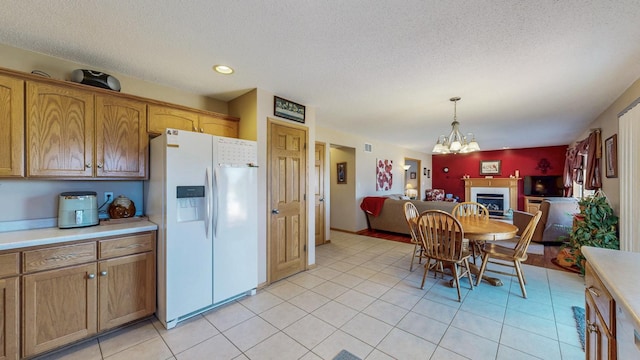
{"left": 20, "top": 231, "right": 156, "bottom": 358}
{"left": 585, "top": 262, "right": 617, "bottom": 360}
{"left": 22, "top": 263, "right": 98, "bottom": 358}
{"left": 98, "top": 252, "right": 155, "bottom": 331}
{"left": 0, "top": 277, "right": 19, "bottom": 360}
{"left": 586, "top": 291, "right": 616, "bottom": 359}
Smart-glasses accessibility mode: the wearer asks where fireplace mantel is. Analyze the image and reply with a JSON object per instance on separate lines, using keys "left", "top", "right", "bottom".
{"left": 463, "top": 178, "right": 520, "bottom": 211}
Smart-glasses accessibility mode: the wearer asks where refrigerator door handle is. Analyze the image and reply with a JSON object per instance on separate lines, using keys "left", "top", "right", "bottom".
{"left": 213, "top": 168, "right": 219, "bottom": 237}
{"left": 205, "top": 167, "right": 212, "bottom": 238}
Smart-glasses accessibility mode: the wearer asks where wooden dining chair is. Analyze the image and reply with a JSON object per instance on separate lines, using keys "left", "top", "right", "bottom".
{"left": 451, "top": 202, "right": 489, "bottom": 264}
{"left": 452, "top": 202, "right": 490, "bottom": 219}
{"left": 403, "top": 202, "right": 424, "bottom": 272}
{"left": 475, "top": 210, "right": 543, "bottom": 298}
{"left": 417, "top": 210, "right": 473, "bottom": 302}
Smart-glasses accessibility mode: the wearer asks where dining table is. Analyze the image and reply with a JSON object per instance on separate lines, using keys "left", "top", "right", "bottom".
{"left": 456, "top": 216, "right": 519, "bottom": 286}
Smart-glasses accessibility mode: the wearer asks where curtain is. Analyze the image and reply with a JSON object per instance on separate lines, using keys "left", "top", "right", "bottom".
{"left": 562, "top": 129, "right": 602, "bottom": 195}
{"left": 584, "top": 130, "right": 602, "bottom": 190}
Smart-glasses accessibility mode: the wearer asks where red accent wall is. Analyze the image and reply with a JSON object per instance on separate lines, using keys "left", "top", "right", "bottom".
{"left": 431, "top": 145, "right": 568, "bottom": 210}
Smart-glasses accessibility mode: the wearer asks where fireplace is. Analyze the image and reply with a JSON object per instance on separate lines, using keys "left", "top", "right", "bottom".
{"left": 470, "top": 186, "right": 510, "bottom": 218}
{"left": 463, "top": 178, "right": 520, "bottom": 215}
{"left": 477, "top": 193, "right": 505, "bottom": 217}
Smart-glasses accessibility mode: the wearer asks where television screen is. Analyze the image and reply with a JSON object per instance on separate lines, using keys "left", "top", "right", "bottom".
{"left": 523, "top": 175, "right": 564, "bottom": 197}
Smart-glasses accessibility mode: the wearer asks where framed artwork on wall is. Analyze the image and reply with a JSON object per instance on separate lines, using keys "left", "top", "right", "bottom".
{"left": 480, "top": 160, "right": 501, "bottom": 175}
{"left": 376, "top": 159, "right": 393, "bottom": 191}
{"left": 337, "top": 162, "right": 347, "bottom": 184}
{"left": 274, "top": 96, "right": 305, "bottom": 123}
{"left": 605, "top": 134, "right": 617, "bottom": 178}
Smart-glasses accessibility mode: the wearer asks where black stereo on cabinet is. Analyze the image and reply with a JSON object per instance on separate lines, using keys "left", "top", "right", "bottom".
{"left": 70, "top": 69, "right": 121, "bottom": 91}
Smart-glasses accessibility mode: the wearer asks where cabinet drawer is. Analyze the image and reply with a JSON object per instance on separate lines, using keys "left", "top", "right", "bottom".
{"left": 585, "top": 262, "right": 615, "bottom": 332}
{"left": 0, "top": 253, "right": 19, "bottom": 278}
{"left": 23, "top": 243, "right": 97, "bottom": 273}
{"left": 99, "top": 232, "right": 154, "bottom": 259}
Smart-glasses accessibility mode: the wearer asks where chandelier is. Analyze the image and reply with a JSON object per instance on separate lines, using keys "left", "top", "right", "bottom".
{"left": 432, "top": 97, "right": 480, "bottom": 154}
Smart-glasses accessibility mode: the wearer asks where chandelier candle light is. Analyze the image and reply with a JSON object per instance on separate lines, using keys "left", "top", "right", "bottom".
{"left": 432, "top": 97, "right": 480, "bottom": 154}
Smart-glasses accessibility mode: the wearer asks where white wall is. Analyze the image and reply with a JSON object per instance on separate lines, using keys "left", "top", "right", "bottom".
{"left": 316, "top": 127, "right": 432, "bottom": 233}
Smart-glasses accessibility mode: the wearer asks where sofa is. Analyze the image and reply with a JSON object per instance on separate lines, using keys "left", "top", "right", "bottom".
{"left": 362, "top": 196, "right": 457, "bottom": 235}
{"left": 513, "top": 197, "right": 579, "bottom": 243}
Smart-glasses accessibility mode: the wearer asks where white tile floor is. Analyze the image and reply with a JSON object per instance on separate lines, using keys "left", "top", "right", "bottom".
{"left": 37, "top": 231, "right": 586, "bottom": 360}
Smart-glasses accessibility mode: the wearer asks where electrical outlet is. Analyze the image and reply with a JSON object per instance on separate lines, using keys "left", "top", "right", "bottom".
{"left": 104, "top": 192, "right": 114, "bottom": 203}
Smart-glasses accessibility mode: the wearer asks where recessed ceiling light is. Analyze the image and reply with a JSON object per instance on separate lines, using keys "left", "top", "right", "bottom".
{"left": 213, "top": 65, "right": 234, "bottom": 75}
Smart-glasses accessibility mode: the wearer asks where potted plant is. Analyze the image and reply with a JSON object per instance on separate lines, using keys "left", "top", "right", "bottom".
{"left": 561, "top": 194, "right": 619, "bottom": 275}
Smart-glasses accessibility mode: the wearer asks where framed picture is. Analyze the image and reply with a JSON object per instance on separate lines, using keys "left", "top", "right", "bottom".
{"left": 376, "top": 159, "right": 393, "bottom": 191}
{"left": 480, "top": 160, "right": 502, "bottom": 175}
{"left": 337, "top": 162, "right": 347, "bottom": 184}
{"left": 410, "top": 172, "right": 416, "bottom": 179}
{"left": 274, "top": 96, "right": 305, "bottom": 123}
{"left": 605, "top": 134, "right": 617, "bottom": 178}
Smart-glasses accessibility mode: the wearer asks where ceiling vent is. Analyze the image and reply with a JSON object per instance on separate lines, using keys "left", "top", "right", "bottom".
{"left": 364, "top": 143, "right": 372, "bottom": 153}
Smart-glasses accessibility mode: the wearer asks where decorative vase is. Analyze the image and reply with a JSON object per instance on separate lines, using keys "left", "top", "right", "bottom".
{"left": 108, "top": 195, "right": 136, "bottom": 219}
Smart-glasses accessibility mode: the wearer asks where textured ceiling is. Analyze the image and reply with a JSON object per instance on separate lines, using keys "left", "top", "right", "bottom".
{"left": 2, "top": 0, "right": 640, "bottom": 152}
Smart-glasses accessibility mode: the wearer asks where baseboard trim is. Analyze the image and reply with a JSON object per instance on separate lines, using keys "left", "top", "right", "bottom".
{"left": 329, "top": 228, "right": 368, "bottom": 234}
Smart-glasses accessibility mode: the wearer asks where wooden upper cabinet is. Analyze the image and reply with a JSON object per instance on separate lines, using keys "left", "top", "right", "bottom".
{"left": 26, "top": 81, "right": 94, "bottom": 177}
{"left": 199, "top": 114, "right": 239, "bottom": 138}
{"left": 147, "top": 104, "right": 198, "bottom": 135}
{"left": 95, "top": 95, "right": 148, "bottom": 178}
{"left": 0, "top": 75, "right": 24, "bottom": 178}
{"left": 148, "top": 103, "right": 240, "bottom": 138}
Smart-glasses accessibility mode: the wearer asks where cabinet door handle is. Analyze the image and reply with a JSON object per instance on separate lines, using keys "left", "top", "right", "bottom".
{"left": 100, "top": 271, "right": 108, "bottom": 276}
{"left": 87, "top": 273, "right": 95, "bottom": 279}
{"left": 97, "top": 163, "right": 103, "bottom": 169}
{"left": 200, "top": 128, "right": 204, "bottom": 133}
{"left": 587, "top": 321, "right": 598, "bottom": 333}
{"left": 86, "top": 163, "right": 92, "bottom": 169}
{"left": 587, "top": 286, "right": 600, "bottom": 297}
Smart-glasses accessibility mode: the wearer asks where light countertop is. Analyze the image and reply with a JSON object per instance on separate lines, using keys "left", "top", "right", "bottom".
{"left": 0, "top": 220, "right": 158, "bottom": 251}
{"left": 582, "top": 246, "right": 640, "bottom": 330}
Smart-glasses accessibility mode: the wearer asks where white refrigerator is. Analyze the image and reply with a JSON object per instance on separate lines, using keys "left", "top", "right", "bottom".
{"left": 146, "top": 129, "right": 258, "bottom": 329}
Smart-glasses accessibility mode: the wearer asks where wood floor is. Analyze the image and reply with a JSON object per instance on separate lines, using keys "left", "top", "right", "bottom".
{"left": 355, "top": 228, "right": 573, "bottom": 273}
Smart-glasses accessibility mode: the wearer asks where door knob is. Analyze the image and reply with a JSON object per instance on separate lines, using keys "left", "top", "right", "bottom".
{"left": 87, "top": 273, "right": 95, "bottom": 279}
{"left": 271, "top": 209, "right": 280, "bottom": 214}
{"left": 100, "top": 271, "right": 108, "bottom": 276}
{"left": 319, "top": 198, "right": 324, "bottom": 202}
